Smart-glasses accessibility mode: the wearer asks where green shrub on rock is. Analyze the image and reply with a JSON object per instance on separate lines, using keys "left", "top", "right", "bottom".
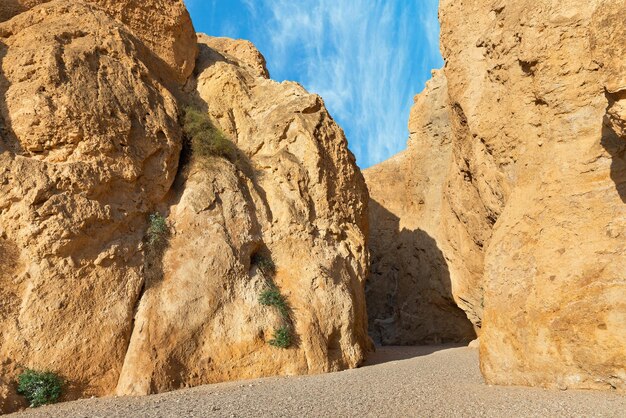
{"left": 17, "top": 369, "right": 62, "bottom": 408}
{"left": 183, "top": 107, "right": 236, "bottom": 161}
{"left": 146, "top": 212, "right": 169, "bottom": 249}
{"left": 259, "top": 283, "right": 289, "bottom": 319}
{"left": 269, "top": 325, "right": 293, "bottom": 349}
{"left": 255, "top": 255, "right": 295, "bottom": 349}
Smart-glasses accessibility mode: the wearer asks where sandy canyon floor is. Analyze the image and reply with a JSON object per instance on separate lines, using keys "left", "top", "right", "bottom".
{"left": 10, "top": 346, "right": 625, "bottom": 417}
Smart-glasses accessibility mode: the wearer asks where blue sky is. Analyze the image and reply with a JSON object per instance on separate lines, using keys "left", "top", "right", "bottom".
{"left": 183, "top": 0, "right": 443, "bottom": 169}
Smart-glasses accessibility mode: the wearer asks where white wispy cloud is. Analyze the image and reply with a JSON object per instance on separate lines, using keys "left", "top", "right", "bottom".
{"left": 246, "top": 1, "right": 442, "bottom": 168}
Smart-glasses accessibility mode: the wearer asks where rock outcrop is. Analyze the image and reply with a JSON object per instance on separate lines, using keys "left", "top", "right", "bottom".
{"left": 364, "top": 71, "right": 477, "bottom": 345}
{"left": 367, "top": 0, "right": 626, "bottom": 391}
{"left": 0, "top": 1, "right": 369, "bottom": 413}
{"left": 0, "top": 0, "right": 197, "bottom": 84}
{"left": 0, "top": 2, "right": 183, "bottom": 411}
{"left": 116, "top": 35, "right": 370, "bottom": 396}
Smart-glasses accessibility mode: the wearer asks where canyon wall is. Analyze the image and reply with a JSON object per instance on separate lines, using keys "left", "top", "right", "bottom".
{"left": 1, "top": 0, "right": 624, "bottom": 411}
{"left": 0, "top": 1, "right": 369, "bottom": 412}
{"left": 116, "top": 35, "right": 370, "bottom": 396}
{"left": 0, "top": 0, "right": 197, "bottom": 84}
{"left": 0, "top": 2, "right": 185, "bottom": 411}
{"left": 364, "top": 71, "right": 477, "bottom": 345}
{"left": 367, "top": 0, "right": 625, "bottom": 390}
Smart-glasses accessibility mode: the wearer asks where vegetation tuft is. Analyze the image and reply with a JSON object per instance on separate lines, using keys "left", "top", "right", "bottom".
{"left": 259, "top": 283, "right": 289, "bottom": 319}
{"left": 254, "top": 254, "right": 294, "bottom": 349}
{"left": 183, "top": 107, "right": 236, "bottom": 162}
{"left": 17, "top": 369, "right": 62, "bottom": 408}
{"left": 268, "top": 325, "right": 292, "bottom": 349}
{"left": 146, "top": 212, "right": 169, "bottom": 250}
{"left": 252, "top": 254, "right": 276, "bottom": 278}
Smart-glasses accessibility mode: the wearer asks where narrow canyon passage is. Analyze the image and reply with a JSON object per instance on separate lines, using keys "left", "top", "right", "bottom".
{"left": 366, "top": 199, "right": 476, "bottom": 345}
{"left": 363, "top": 70, "right": 479, "bottom": 349}
{"left": 1, "top": 0, "right": 626, "bottom": 414}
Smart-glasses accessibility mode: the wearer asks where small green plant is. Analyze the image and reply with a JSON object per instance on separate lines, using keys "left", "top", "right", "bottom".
{"left": 183, "top": 107, "right": 236, "bottom": 161}
{"left": 269, "top": 325, "right": 292, "bottom": 349}
{"left": 254, "top": 254, "right": 294, "bottom": 349}
{"left": 146, "top": 212, "right": 168, "bottom": 249}
{"left": 255, "top": 256, "right": 276, "bottom": 277}
{"left": 17, "top": 369, "right": 62, "bottom": 408}
{"left": 259, "top": 283, "right": 289, "bottom": 319}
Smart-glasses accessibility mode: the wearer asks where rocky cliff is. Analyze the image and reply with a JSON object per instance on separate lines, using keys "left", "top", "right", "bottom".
{"left": 0, "top": 1, "right": 369, "bottom": 412}
{"left": 116, "top": 34, "right": 370, "bottom": 396}
{"left": 367, "top": 0, "right": 625, "bottom": 391}
{"left": 364, "top": 71, "right": 477, "bottom": 345}
{"left": 2, "top": 0, "right": 624, "bottom": 412}
{"left": 0, "top": 0, "right": 197, "bottom": 84}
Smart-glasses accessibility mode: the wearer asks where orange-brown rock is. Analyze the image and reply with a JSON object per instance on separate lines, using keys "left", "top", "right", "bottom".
{"left": 457, "top": 0, "right": 626, "bottom": 391}
{"left": 200, "top": 35, "right": 270, "bottom": 79}
{"left": 0, "top": 1, "right": 41, "bottom": 23}
{"left": 0, "top": 0, "right": 197, "bottom": 84}
{"left": 364, "top": 70, "right": 477, "bottom": 345}
{"left": 0, "top": 1, "right": 182, "bottom": 412}
{"left": 0, "top": 2, "right": 369, "bottom": 412}
{"left": 116, "top": 35, "right": 370, "bottom": 396}
{"left": 368, "top": 0, "right": 625, "bottom": 390}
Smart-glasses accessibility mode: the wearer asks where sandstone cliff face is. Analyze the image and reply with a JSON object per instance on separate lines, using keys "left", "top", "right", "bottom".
{"left": 368, "top": 0, "right": 625, "bottom": 390}
{"left": 445, "top": 0, "right": 626, "bottom": 391}
{"left": 0, "top": 2, "right": 182, "bottom": 411}
{"left": 0, "top": 2, "right": 369, "bottom": 413}
{"left": 364, "top": 71, "right": 477, "bottom": 345}
{"left": 0, "top": 0, "right": 197, "bottom": 84}
{"left": 116, "top": 35, "right": 370, "bottom": 396}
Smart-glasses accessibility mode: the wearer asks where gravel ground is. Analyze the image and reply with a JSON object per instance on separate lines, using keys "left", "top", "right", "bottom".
{"left": 10, "top": 346, "right": 626, "bottom": 418}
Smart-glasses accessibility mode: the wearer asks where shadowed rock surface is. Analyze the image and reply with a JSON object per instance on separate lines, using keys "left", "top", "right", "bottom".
{"left": 364, "top": 70, "right": 477, "bottom": 346}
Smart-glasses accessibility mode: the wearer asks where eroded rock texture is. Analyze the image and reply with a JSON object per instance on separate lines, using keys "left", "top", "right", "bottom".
{"left": 116, "top": 35, "right": 370, "bottom": 396}
{"left": 368, "top": 0, "right": 625, "bottom": 390}
{"left": 0, "top": 3, "right": 182, "bottom": 411}
{"left": 364, "top": 71, "right": 477, "bottom": 345}
{"left": 460, "top": 0, "right": 626, "bottom": 391}
{"left": 0, "top": 2, "right": 369, "bottom": 413}
{"left": 0, "top": 0, "right": 197, "bottom": 84}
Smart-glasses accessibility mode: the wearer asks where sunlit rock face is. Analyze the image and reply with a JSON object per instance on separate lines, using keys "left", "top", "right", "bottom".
{"left": 440, "top": 0, "right": 626, "bottom": 390}
{"left": 0, "top": 2, "right": 370, "bottom": 413}
{"left": 0, "top": 0, "right": 197, "bottom": 84}
{"left": 368, "top": 0, "right": 625, "bottom": 391}
{"left": 116, "top": 34, "right": 371, "bottom": 396}
{"left": 0, "top": 1, "right": 185, "bottom": 412}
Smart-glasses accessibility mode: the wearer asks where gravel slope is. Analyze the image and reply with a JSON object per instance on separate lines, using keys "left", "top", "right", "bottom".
{"left": 10, "top": 346, "right": 626, "bottom": 418}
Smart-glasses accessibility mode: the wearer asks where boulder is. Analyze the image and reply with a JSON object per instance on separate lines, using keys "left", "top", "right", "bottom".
{"left": 0, "top": 0, "right": 197, "bottom": 84}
